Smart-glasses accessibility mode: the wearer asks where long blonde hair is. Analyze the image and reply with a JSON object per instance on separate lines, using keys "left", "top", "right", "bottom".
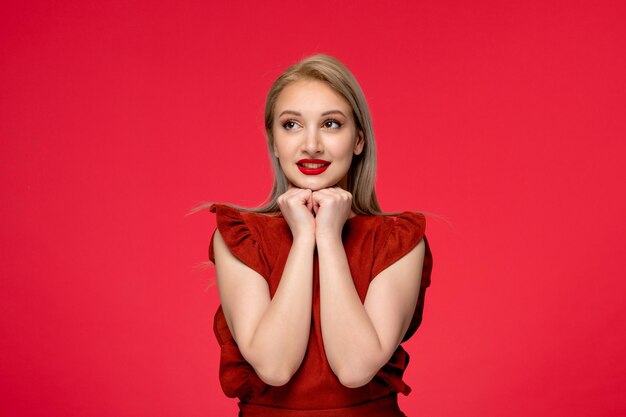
{"left": 193, "top": 54, "right": 387, "bottom": 216}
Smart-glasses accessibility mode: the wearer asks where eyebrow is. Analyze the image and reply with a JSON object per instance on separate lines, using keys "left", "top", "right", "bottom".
{"left": 278, "top": 110, "right": 347, "bottom": 118}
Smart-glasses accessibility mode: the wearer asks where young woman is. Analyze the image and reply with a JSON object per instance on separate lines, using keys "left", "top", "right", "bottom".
{"left": 206, "top": 54, "right": 433, "bottom": 417}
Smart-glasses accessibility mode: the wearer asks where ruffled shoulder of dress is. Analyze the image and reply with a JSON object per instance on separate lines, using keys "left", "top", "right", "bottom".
{"left": 208, "top": 203, "right": 270, "bottom": 280}
{"left": 371, "top": 211, "right": 427, "bottom": 281}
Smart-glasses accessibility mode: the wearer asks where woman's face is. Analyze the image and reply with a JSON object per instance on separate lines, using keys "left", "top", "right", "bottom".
{"left": 272, "top": 79, "right": 364, "bottom": 191}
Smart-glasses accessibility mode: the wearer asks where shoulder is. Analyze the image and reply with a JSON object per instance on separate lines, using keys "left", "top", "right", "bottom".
{"left": 371, "top": 211, "right": 428, "bottom": 279}
{"left": 374, "top": 211, "right": 427, "bottom": 246}
{"left": 379, "top": 211, "right": 426, "bottom": 230}
{"left": 208, "top": 204, "right": 288, "bottom": 274}
{"left": 209, "top": 203, "right": 275, "bottom": 277}
{"left": 209, "top": 203, "right": 285, "bottom": 233}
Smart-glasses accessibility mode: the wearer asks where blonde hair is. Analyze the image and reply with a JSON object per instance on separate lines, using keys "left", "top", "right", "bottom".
{"left": 192, "top": 53, "right": 387, "bottom": 216}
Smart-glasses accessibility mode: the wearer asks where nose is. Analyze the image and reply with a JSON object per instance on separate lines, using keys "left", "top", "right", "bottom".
{"left": 303, "top": 127, "right": 323, "bottom": 154}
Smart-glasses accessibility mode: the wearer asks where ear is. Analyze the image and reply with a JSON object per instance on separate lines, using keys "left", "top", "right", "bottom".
{"left": 353, "top": 130, "right": 365, "bottom": 155}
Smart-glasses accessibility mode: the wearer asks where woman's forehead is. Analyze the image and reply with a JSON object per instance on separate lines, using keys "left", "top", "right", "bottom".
{"left": 274, "top": 79, "right": 352, "bottom": 116}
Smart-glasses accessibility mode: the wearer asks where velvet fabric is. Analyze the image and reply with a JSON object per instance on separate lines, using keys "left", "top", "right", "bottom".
{"left": 208, "top": 203, "right": 433, "bottom": 416}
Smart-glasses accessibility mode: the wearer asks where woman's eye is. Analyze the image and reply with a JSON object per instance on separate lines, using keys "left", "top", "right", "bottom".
{"left": 283, "top": 120, "right": 299, "bottom": 130}
{"left": 323, "top": 119, "right": 342, "bottom": 129}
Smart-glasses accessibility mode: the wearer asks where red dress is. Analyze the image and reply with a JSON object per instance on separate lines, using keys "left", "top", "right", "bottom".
{"left": 208, "top": 204, "right": 433, "bottom": 417}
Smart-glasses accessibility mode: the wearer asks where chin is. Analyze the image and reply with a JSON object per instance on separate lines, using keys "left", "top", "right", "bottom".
{"left": 291, "top": 178, "right": 338, "bottom": 191}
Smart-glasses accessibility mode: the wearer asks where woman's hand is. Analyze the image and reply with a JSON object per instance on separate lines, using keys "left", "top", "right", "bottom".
{"left": 277, "top": 185, "right": 316, "bottom": 241}
{"left": 311, "top": 187, "right": 352, "bottom": 240}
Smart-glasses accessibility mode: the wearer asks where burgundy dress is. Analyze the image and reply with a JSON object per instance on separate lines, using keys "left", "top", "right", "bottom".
{"left": 208, "top": 203, "right": 433, "bottom": 417}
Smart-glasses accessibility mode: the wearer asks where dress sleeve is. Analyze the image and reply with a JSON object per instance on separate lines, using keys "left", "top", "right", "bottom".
{"left": 209, "top": 204, "right": 270, "bottom": 401}
{"left": 371, "top": 212, "right": 433, "bottom": 342}
{"left": 371, "top": 212, "right": 426, "bottom": 280}
{"left": 208, "top": 203, "right": 269, "bottom": 280}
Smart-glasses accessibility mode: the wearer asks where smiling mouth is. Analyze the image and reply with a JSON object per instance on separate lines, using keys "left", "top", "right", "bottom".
{"left": 296, "top": 160, "right": 331, "bottom": 175}
{"left": 297, "top": 162, "right": 330, "bottom": 168}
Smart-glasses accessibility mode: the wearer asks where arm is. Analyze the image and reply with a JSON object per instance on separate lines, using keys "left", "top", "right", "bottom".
{"left": 213, "top": 228, "right": 316, "bottom": 386}
{"left": 317, "top": 235, "right": 426, "bottom": 388}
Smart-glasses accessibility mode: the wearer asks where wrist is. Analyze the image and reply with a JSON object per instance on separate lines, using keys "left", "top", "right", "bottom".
{"left": 292, "top": 233, "right": 317, "bottom": 247}
{"left": 315, "top": 231, "right": 343, "bottom": 244}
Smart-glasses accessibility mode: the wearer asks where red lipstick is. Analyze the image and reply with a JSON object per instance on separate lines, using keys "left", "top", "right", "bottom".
{"left": 297, "top": 159, "right": 331, "bottom": 175}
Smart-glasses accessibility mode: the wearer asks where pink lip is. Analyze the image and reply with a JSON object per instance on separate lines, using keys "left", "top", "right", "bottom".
{"left": 296, "top": 159, "right": 331, "bottom": 175}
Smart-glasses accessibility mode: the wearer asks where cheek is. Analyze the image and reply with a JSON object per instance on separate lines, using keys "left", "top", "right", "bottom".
{"left": 273, "top": 141, "right": 296, "bottom": 165}
{"left": 332, "top": 140, "right": 356, "bottom": 159}
{"left": 272, "top": 135, "right": 287, "bottom": 158}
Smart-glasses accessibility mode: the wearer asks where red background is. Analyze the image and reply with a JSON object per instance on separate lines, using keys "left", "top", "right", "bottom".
{"left": 2, "top": 1, "right": 625, "bottom": 416}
